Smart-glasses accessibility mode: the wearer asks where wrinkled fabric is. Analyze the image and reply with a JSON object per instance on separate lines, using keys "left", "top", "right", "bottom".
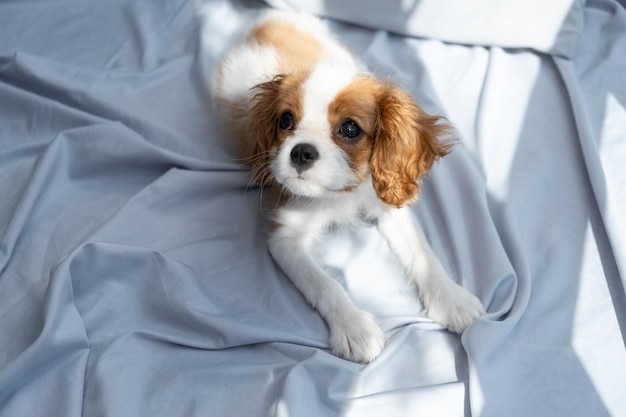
{"left": 266, "top": 0, "right": 585, "bottom": 57}
{"left": 0, "top": 0, "right": 624, "bottom": 416}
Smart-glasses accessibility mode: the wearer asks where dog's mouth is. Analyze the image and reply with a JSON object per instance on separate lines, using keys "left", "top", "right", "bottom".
{"left": 279, "top": 175, "right": 328, "bottom": 198}
{"left": 271, "top": 143, "right": 359, "bottom": 198}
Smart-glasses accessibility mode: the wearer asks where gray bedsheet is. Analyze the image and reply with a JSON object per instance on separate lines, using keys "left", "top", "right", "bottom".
{"left": 1, "top": 0, "right": 625, "bottom": 416}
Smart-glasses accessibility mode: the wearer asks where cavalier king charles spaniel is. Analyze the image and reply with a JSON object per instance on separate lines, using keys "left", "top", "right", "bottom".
{"left": 213, "top": 11, "right": 485, "bottom": 363}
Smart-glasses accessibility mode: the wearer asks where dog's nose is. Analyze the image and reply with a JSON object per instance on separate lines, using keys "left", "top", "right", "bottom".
{"left": 290, "top": 143, "right": 319, "bottom": 173}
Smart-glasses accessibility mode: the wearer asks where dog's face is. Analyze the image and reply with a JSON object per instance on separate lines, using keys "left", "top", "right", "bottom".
{"left": 249, "top": 63, "right": 453, "bottom": 208}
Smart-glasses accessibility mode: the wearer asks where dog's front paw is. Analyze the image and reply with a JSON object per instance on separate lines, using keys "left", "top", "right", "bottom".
{"left": 426, "top": 284, "right": 485, "bottom": 334}
{"left": 328, "top": 309, "right": 385, "bottom": 364}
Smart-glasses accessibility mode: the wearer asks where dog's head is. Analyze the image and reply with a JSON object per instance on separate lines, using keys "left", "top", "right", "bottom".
{"left": 248, "top": 63, "right": 454, "bottom": 207}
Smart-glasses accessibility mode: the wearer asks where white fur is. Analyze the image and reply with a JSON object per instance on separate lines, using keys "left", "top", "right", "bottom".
{"left": 214, "top": 11, "right": 485, "bottom": 363}
{"left": 213, "top": 43, "right": 278, "bottom": 105}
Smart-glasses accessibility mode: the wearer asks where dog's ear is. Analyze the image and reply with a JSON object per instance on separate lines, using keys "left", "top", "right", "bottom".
{"left": 371, "top": 86, "right": 455, "bottom": 208}
{"left": 248, "top": 75, "right": 285, "bottom": 184}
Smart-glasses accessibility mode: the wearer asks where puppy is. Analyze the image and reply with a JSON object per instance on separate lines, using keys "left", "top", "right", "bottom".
{"left": 213, "top": 11, "right": 485, "bottom": 363}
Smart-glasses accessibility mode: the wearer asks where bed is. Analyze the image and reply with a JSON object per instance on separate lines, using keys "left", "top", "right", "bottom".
{"left": 1, "top": 0, "right": 624, "bottom": 415}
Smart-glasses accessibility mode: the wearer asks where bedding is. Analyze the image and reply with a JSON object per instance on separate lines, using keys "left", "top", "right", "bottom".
{"left": 0, "top": 0, "right": 624, "bottom": 416}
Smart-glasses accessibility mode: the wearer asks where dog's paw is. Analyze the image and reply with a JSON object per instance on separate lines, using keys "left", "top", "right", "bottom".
{"left": 328, "top": 308, "right": 385, "bottom": 364}
{"left": 426, "top": 283, "right": 485, "bottom": 334}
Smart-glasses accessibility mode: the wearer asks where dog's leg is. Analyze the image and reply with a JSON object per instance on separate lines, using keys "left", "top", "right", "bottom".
{"left": 269, "top": 224, "right": 385, "bottom": 363}
{"left": 376, "top": 206, "right": 485, "bottom": 333}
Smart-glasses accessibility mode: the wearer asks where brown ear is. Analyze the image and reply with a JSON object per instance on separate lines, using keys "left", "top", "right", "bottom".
{"left": 371, "top": 86, "right": 455, "bottom": 208}
{"left": 247, "top": 75, "right": 285, "bottom": 185}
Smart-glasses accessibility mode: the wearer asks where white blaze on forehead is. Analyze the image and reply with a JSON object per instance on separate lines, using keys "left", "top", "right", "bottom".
{"left": 300, "top": 62, "right": 359, "bottom": 132}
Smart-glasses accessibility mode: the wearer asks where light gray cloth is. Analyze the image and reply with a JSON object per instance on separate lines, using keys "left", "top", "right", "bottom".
{"left": 1, "top": 0, "right": 624, "bottom": 416}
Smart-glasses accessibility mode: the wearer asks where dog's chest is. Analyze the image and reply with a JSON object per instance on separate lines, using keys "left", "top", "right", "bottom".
{"left": 278, "top": 185, "right": 382, "bottom": 234}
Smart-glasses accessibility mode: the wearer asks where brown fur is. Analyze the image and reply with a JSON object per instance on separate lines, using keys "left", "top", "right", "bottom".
{"left": 248, "top": 71, "right": 308, "bottom": 185}
{"left": 242, "top": 20, "right": 454, "bottom": 207}
{"left": 329, "top": 76, "right": 455, "bottom": 207}
{"left": 370, "top": 85, "right": 454, "bottom": 207}
{"left": 250, "top": 18, "right": 323, "bottom": 74}
{"left": 327, "top": 76, "right": 379, "bottom": 186}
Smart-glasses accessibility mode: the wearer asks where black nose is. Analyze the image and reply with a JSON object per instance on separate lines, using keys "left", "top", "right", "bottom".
{"left": 290, "top": 143, "right": 319, "bottom": 173}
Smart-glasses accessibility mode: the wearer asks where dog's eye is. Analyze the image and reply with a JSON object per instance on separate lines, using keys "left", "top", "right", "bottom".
{"left": 338, "top": 120, "right": 361, "bottom": 140}
{"left": 279, "top": 112, "right": 295, "bottom": 130}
